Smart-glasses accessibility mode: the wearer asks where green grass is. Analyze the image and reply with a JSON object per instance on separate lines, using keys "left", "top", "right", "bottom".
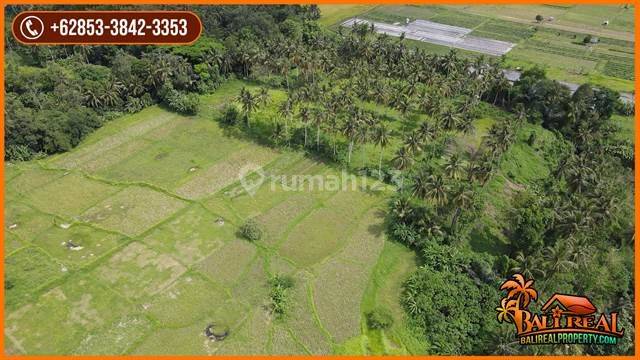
{"left": 318, "top": 5, "right": 377, "bottom": 27}
{"left": 612, "top": 114, "right": 635, "bottom": 141}
{"left": 5, "top": 274, "right": 133, "bottom": 354}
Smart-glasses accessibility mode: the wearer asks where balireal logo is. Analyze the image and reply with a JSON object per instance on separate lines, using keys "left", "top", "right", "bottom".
{"left": 496, "top": 274, "right": 624, "bottom": 345}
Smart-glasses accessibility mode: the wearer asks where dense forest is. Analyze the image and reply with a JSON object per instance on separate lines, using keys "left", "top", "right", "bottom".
{"left": 4, "top": 5, "right": 635, "bottom": 355}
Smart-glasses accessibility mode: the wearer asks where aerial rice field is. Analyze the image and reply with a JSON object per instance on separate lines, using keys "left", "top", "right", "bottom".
{"left": 4, "top": 80, "right": 417, "bottom": 354}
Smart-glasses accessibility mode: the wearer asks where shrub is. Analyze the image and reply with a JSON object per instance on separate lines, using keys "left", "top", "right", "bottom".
{"left": 239, "top": 219, "right": 263, "bottom": 241}
{"left": 221, "top": 105, "right": 241, "bottom": 125}
{"left": 366, "top": 307, "right": 394, "bottom": 329}
{"left": 269, "top": 275, "right": 294, "bottom": 318}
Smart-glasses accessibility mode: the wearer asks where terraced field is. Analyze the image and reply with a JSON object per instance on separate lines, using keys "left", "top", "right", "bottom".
{"left": 4, "top": 81, "right": 416, "bottom": 355}
{"left": 324, "top": 4, "right": 635, "bottom": 92}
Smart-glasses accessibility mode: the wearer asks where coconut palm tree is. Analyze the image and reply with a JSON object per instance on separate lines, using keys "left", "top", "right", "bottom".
{"left": 450, "top": 184, "right": 473, "bottom": 230}
{"left": 311, "top": 107, "right": 326, "bottom": 151}
{"left": 237, "top": 87, "right": 257, "bottom": 128}
{"left": 341, "top": 115, "right": 359, "bottom": 164}
{"left": 298, "top": 106, "right": 312, "bottom": 147}
{"left": 258, "top": 87, "right": 270, "bottom": 106}
{"left": 416, "top": 121, "right": 436, "bottom": 143}
{"left": 392, "top": 146, "right": 413, "bottom": 170}
{"left": 444, "top": 154, "right": 465, "bottom": 180}
{"left": 439, "top": 108, "right": 459, "bottom": 131}
{"left": 411, "top": 170, "right": 430, "bottom": 200}
{"left": 404, "top": 133, "right": 422, "bottom": 155}
{"left": 424, "top": 174, "right": 449, "bottom": 207}
{"left": 278, "top": 98, "right": 294, "bottom": 134}
{"left": 372, "top": 123, "right": 392, "bottom": 176}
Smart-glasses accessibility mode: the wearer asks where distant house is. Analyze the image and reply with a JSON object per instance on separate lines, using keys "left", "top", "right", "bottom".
{"left": 541, "top": 294, "right": 597, "bottom": 316}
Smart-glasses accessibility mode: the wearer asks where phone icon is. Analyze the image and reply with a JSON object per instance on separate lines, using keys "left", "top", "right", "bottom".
{"left": 19, "top": 16, "right": 44, "bottom": 40}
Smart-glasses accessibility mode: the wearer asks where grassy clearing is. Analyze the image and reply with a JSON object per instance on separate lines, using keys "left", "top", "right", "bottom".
{"left": 5, "top": 165, "right": 64, "bottom": 198}
{"left": 92, "top": 242, "right": 187, "bottom": 299}
{"left": 143, "top": 272, "right": 231, "bottom": 328}
{"left": 74, "top": 315, "right": 153, "bottom": 355}
{"left": 81, "top": 186, "right": 187, "bottom": 237}
{"left": 51, "top": 109, "right": 178, "bottom": 170}
{"left": 310, "top": 208, "right": 387, "bottom": 346}
{"left": 612, "top": 114, "right": 635, "bottom": 141}
{"left": 216, "top": 307, "right": 272, "bottom": 354}
{"left": 285, "top": 272, "right": 332, "bottom": 354}
{"left": 142, "top": 205, "right": 231, "bottom": 266}
{"left": 33, "top": 224, "right": 125, "bottom": 268}
{"left": 5, "top": 246, "right": 66, "bottom": 310}
{"left": 197, "top": 239, "right": 257, "bottom": 286}
{"left": 175, "top": 146, "right": 280, "bottom": 200}
{"left": 318, "top": 5, "right": 377, "bottom": 27}
{"left": 131, "top": 322, "right": 218, "bottom": 355}
{"left": 5, "top": 201, "right": 57, "bottom": 242}
{"left": 278, "top": 188, "right": 382, "bottom": 267}
{"left": 5, "top": 274, "right": 132, "bottom": 354}
{"left": 27, "top": 173, "right": 120, "bottom": 218}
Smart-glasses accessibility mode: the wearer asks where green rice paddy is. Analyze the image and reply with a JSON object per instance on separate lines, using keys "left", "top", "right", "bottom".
{"left": 4, "top": 80, "right": 417, "bottom": 354}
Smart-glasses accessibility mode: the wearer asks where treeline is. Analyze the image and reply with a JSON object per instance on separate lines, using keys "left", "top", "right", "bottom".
{"left": 4, "top": 5, "right": 318, "bottom": 160}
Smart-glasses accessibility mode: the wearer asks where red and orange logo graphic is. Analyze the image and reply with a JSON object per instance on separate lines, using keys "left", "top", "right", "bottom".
{"left": 496, "top": 274, "right": 624, "bottom": 345}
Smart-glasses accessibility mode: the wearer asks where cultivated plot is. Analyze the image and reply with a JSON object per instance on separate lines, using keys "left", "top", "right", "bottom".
{"left": 342, "top": 18, "right": 515, "bottom": 56}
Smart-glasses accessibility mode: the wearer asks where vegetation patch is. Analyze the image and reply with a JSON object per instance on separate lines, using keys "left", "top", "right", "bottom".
{"left": 142, "top": 206, "right": 230, "bottom": 266}
{"left": 81, "top": 186, "right": 187, "bottom": 236}
{"left": 197, "top": 239, "right": 257, "bottom": 286}
{"left": 34, "top": 224, "right": 125, "bottom": 268}
{"left": 92, "top": 242, "right": 187, "bottom": 299}
{"left": 5, "top": 275, "right": 132, "bottom": 354}
{"left": 5, "top": 246, "right": 65, "bottom": 310}
{"left": 27, "top": 173, "right": 120, "bottom": 218}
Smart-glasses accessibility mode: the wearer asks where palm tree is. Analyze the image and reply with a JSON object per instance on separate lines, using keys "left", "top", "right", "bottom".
{"left": 341, "top": 115, "right": 359, "bottom": 164}
{"left": 298, "top": 106, "right": 312, "bottom": 147}
{"left": 101, "top": 80, "right": 123, "bottom": 108}
{"left": 411, "top": 170, "right": 430, "bottom": 199}
{"left": 425, "top": 174, "right": 449, "bottom": 207}
{"left": 450, "top": 184, "right": 472, "bottom": 230}
{"left": 237, "top": 87, "right": 257, "bottom": 128}
{"left": 542, "top": 244, "right": 577, "bottom": 274}
{"left": 311, "top": 107, "right": 326, "bottom": 151}
{"left": 278, "top": 98, "right": 294, "bottom": 134}
{"left": 439, "top": 108, "right": 459, "bottom": 131}
{"left": 356, "top": 119, "right": 369, "bottom": 167}
{"left": 258, "top": 87, "right": 270, "bottom": 106}
{"left": 444, "top": 154, "right": 464, "bottom": 180}
{"left": 392, "top": 146, "right": 413, "bottom": 170}
{"left": 271, "top": 122, "right": 287, "bottom": 146}
{"left": 404, "top": 133, "right": 422, "bottom": 155}
{"left": 372, "top": 123, "right": 391, "bottom": 176}
{"left": 416, "top": 121, "right": 436, "bottom": 143}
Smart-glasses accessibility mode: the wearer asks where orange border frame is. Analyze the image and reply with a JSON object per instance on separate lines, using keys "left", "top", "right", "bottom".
{"left": 0, "top": 1, "right": 637, "bottom": 359}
